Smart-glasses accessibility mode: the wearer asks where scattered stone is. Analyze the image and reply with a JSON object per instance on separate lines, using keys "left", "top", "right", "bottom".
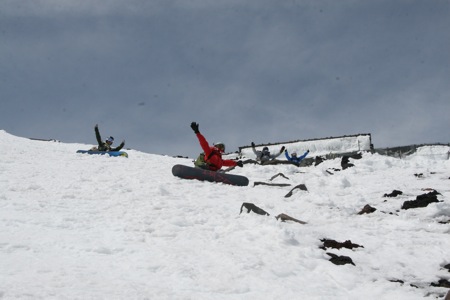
{"left": 270, "top": 173, "right": 290, "bottom": 181}
{"left": 326, "top": 252, "right": 355, "bottom": 266}
{"left": 284, "top": 184, "right": 308, "bottom": 198}
{"left": 383, "top": 190, "right": 403, "bottom": 197}
{"left": 430, "top": 279, "right": 450, "bottom": 288}
{"left": 401, "top": 190, "right": 440, "bottom": 210}
{"left": 389, "top": 279, "right": 404, "bottom": 284}
{"left": 240, "top": 203, "right": 270, "bottom": 216}
{"left": 320, "top": 239, "right": 363, "bottom": 250}
{"left": 341, "top": 156, "right": 354, "bottom": 170}
{"left": 358, "top": 204, "right": 377, "bottom": 215}
{"left": 275, "top": 213, "right": 307, "bottom": 224}
{"left": 253, "top": 182, "right": 291, "bottom": 187}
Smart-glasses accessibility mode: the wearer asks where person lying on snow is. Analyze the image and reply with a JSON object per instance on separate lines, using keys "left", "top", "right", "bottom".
{"left": 91, "top": 124, "right": 125, "bottom": 152}
{"left": 285, "top": 149, "right": 310, "bottom": 166}
{"left": 251, "top": 142, "right": 285, "bottom": 164}
{"left": 191, "top": 122, "right": 243, "bottom": 171}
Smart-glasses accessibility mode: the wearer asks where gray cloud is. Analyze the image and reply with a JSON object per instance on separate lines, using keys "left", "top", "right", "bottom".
{"left": 1, "top": 0, "right": 449, "bottom": 158}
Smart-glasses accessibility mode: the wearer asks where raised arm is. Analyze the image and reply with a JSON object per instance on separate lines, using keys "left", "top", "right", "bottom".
{"left": 94, "top": 124, "right": 102, "bottom": 145}
{"left": 111, "top": 141, "right": 125, "bottom": 152}
{"left": 297, "top": 150, "right": 310, "bottom": 162}
{"left": 270, "top": 146, "right": 285, "bottom": 159}
{"left": 251, "top": 142, "right": 261, "bottom": 159}
{"left": 284, "top": 150, "right": 291, "bottom": 161}
{"left": 191, "top": 122, "right": 212, "bottom": 156}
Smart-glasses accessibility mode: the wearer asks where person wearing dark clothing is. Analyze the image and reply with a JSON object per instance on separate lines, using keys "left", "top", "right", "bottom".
{"left": 191, "top": 122, "right": 243, "bottom": 171}
{"left": 92, "top": 124, "right": 125, "bottom": 152}
{"left": 285, "top": 149, "right": 310, "bottom": 166}
{"left": 251, "top": 142, "right": 285, "bottom": 164}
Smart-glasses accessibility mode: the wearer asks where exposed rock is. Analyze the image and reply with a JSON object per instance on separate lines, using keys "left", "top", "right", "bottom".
{"left": 326, "top": 252, "right": 355, "bottom": 266}
{"left": 275, "top": 213, "right": 307, "bottom": 224}
{"left": 383, "top": 190, "right": 403, "bottom": 197}
{"left": 401, "top": 190, "right": 440, "bottom": 210}
{"left": 284, "top": 184, "right": 308, "bottom": 198}
{"left": 358, "top": 204, "right": 377, "bottom": 215}
{"left": 270, "top": 173, "right": 290, "bottom": 181}
{"left": 253, "top": 182, "right": 291, "bottom": 187}
{"left": 320, "top": 239, "right": 363, "bottom": 250}
{"left": 239, "top": 203, "right": 270, "bottom": 216}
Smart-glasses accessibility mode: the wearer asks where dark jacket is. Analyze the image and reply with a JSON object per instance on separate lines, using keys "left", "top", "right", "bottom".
{"left": 95, "top": 126, "right": 125, "bottom": 152}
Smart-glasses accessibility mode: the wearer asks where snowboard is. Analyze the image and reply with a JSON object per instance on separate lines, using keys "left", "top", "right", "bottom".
{"left": 76, "top": 150, "right": 128, "bottom": 158}
{"left": 172, "top": 164, "right": 249, "bottom": 186}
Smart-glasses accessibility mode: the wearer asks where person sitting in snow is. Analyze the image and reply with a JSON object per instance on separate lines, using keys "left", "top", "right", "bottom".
{"left": 191, "top": 122, "right": 243, "bottom": 171}
{"left": 91, "top": 124, "right": 125, "bottom": 152}
{"left": 250, "top": 142, "right": 285, "bottom": 164}
{"left": 285, "top": 149, "right": 310, "bottom": 166}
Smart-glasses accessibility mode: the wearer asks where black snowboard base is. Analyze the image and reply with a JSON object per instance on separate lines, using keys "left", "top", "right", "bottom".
{"left": 172, "top": 164, "right": 249, "bottom": 186}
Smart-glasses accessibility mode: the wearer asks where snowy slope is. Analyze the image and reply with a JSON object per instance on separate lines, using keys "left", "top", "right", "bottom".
{"left": 1, "top": 130, "right": 449, "bottom": 300}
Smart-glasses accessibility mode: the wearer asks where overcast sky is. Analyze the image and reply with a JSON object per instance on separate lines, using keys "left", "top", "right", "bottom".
{"left": 1, "top": 0, "right": 449, "bottom": 158}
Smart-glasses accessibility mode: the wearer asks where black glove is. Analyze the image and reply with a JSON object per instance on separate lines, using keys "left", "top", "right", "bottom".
{"left": 190, "top": 122, "right": 199, "bottom": 134}
{"left": 251, "top": 142, "right": 255, "bottom": 147}
{"left": 236, "top": 160, "right": 243, "bottom": 167}
{"left": 284, "top": 149, "right": 288, "bottom": 153}
{"left": 280, "top": 146, "right": 285, "bottom": 153}
{"left": 307, "top": 149, "right": 310, "bottom": 153}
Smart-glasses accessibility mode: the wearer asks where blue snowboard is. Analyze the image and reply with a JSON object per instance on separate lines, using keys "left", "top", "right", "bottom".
{"left": 172, "top": 164, "right": 249, "bottom": 186}
{"left": 76, "top": 150, "right": 128, "bottom": 158}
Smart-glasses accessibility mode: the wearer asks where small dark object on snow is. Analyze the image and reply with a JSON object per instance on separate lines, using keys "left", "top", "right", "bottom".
{"left": 414, "top": 173, "right": 424, "bottom": 178}
{"left": 358, "top": 204, "right": 377, "bottom": 215}
{"left": 253, "top": 182, "right": 291, "bottom": 187}
{"left": 240, "top": 203, "right": 270, "bottom": 216}
{"left": 326, "top": 253, "right": 355, "bottom": 266}
{"left": 341, "top": 156, "right": 354, "bottom": 170}
{"left": 430, "top": 279, "right": 450, "bottom": 288}
{"left": 284, "top": 184, "right": 308, "bottom": 198}
{"left": 384, "top": 190, "right": 403, "bottom": 197}
{"left": 389, "top": 279, "right": 405, "bottom": 284}
{"left": 401, "top": 190, "right": 440, "bottom": 210}
{"left": 341, "top": 153, "right": 362, "bottom": 170}
{"left": 320, "top": 239, "right": 363, "bottom": 250}
{"left": 326, "top": 168, "right": 341, "bottom": 175}
{"left": 270, "top": 173, "right": 289, "bottom": 181}
{"left": 275, "top": 213, "right": 307, "bottom": 224}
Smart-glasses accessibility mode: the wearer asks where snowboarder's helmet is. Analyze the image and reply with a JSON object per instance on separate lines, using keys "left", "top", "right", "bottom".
{"left": 291, "top": 152, "right": 297, "bottom": 157}
{"left": 106, "top": 136, "right": 114, "bottom": 144}
{"left": 214, "top": 142, "right": 225, "bottom": 152}
{"left": 263, "top": 146, "right": 269, "bottom": 152}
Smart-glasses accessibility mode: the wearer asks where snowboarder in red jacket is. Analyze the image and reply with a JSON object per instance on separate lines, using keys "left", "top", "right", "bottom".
{"left": 191, "top": 122, "right": 243, "bottom": 171}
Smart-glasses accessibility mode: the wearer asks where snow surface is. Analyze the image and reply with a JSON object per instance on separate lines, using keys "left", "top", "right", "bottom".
{"left": 1, "top": 130, "right": 449, "bottom": 300}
